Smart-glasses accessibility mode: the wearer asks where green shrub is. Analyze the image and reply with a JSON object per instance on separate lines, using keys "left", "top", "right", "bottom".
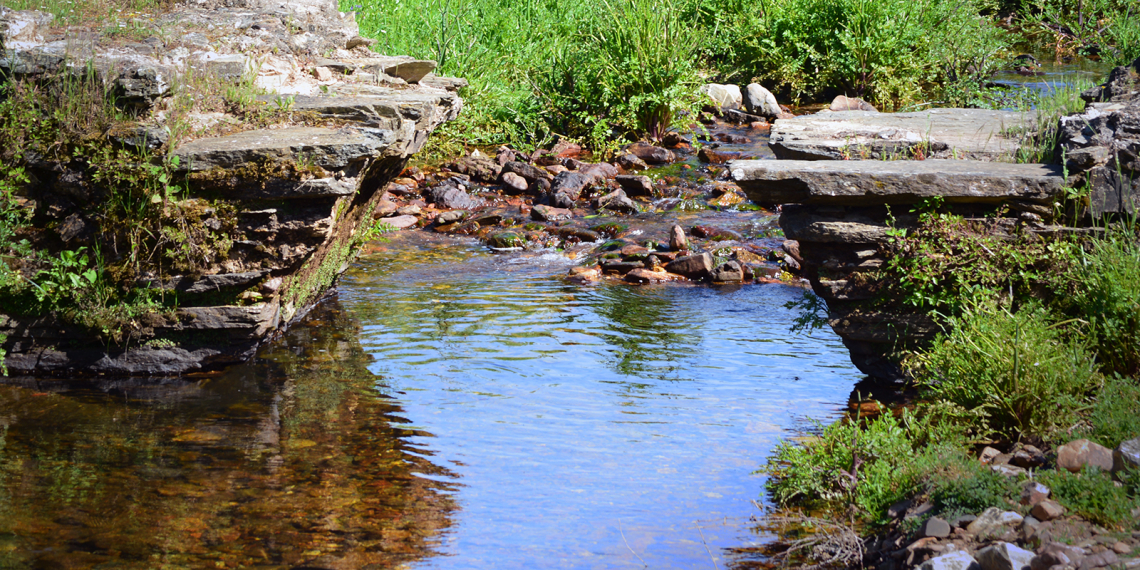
{"left": 927, "top": 451, "right": 1019, "bottom": 517}
{"left": 764, "top": 411, "right": 939, "bottom": 522}
{"left": 1064, "top": 228, "right": 1140, "bottom": 377}
{"left": 912, "top": 302, "right": 1101, "bottom": 441}
{"left": 1083, "top": 375, "right": 1140, "bottom": 449}
{"left": 1038, "top": 467, "right": 1140, "bottom": 528}
{"left": 1020, "top": 0, "right": 1140, "bottom": 66}
{"left": 731, "top": 0, "right": 1009, "bottom": 109}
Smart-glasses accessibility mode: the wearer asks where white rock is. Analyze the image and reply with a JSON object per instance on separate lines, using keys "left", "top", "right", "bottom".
{"left": 744, "top": 83, "right": 781, "bottom": 117}
{"left": 921, "top": 551, "right": 982, "bottom": 570}
{"left": 700, "top": 83, "right": 743, "bottom": 110}
{"left": 977, "top": 542, "right": 1036, "bottom": 570}
{"left": 967, "top": 507, "right": 1024, "bottom": 537}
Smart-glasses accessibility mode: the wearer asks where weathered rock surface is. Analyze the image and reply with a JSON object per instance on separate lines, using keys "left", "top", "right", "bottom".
{"left": 0, "top": 0, "right": 462, "bottom": 376}
{"left": 730, "top": 154, "right": 1067, "bottom": 379}
{"left": 920, "top": 551, "right": 981, "bottom": 570}
{"left": 731, "top": 159, "right": 1064, "bottom": 206}
{"left": 1057, "top": 57, "right": 1140, "bottom": 218}
{"left": 1116, "top": 437, "right": 1140, "bottom": 473}
{"left": 769, "top": 108, "right": 1037, "bottom": 161}
{"left": 977, "top": 542, "right": 1035, "bottom": 570}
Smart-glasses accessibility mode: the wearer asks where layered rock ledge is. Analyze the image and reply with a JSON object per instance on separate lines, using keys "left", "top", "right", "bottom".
{"left": 0, "top": 0, "right": 462, "bottom": 375}
{"left": 734, "top": 61, "right": 1140, "bottom": 380}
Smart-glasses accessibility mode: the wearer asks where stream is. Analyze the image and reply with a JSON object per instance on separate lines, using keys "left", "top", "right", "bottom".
{"left": 0, "top": 230, "right": 862, "bottom": 570}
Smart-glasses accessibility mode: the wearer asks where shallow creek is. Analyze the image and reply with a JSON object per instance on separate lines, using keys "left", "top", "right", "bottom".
{"left": 0, "top": 229, "right": 862, "bottom": 569}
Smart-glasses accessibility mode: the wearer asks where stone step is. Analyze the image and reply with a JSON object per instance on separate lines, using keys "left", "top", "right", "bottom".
{"left": 729, "top": 159, "right": 1065, "bottom": 205}
{"left": 769, "top": 108, "right": 1036, "bottom": 161}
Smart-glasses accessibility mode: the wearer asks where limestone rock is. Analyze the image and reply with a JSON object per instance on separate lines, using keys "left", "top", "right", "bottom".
{"left": 730, "top": 159, "right": 1065, "bottom": 206}
{"left": 768, "top": 108, "right": 1037, "bottom": 161}
{"left": 1057, "top": 439, "right": 1115, "bottom": 473}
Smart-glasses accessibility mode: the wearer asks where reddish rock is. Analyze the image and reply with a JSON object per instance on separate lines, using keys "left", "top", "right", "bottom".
{"left": 1020, "top": 481, "right": 1050, "bottom": 506}
{"left": 501, "top": 171, "right": 528, "bottom": 194}
{"left": 624, "top": 268, "right": 681, "bottom": 283}
{"left": 616, "top": 153, "right": 648, "bottom": 171}
{"left": 625, "top": 142, "right": 675, "bottom": 164}
{"left": 1057, "top": 439, "right": 1115, "bottom": 473}
{"left": 1030, "top": 499, "right": 1064, "bottom": 521}
{"left": 531, "top": 204, "right": 572, "bottom": 222}
{"left": 665, "top": 252, "right": 713, "bottom": 279}
{"left": 382, "top": 215, "right": 418, "bottom": 229}
{"left": 551, "top": 140, "right": 583, "bottom": 158}
{"left": 669, "top": 225, "right": 687, "bottom": 252}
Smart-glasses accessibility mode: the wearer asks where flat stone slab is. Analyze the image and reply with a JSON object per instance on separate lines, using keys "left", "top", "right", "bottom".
{"left": 338, "top": 56, "right": 436, "bottom": 83}
{"left": 173, "top": 126, "right": 396, "bottom": 172}
{"left": 769, "top": 108, "right": 1037, "bottom": 160}
{"left": 730, "top": 159, "right": 1065, "bottom": 205}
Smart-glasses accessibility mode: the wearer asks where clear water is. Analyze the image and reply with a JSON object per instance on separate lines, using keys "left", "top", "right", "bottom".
{"left": 0, "top": 231, "right": 862, "bottom": 569}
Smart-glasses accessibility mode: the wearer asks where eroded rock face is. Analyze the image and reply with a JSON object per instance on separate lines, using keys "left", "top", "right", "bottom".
{"left": 0, "top": 0, "right": 462, "bottom": 376}
{"left": 1058, "top": 57, "right": 1140, "bottom": 218}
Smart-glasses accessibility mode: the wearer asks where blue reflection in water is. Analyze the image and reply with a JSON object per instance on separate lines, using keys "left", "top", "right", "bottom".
{"left": 340, "top": 235, "right": 861, "bottom": 570}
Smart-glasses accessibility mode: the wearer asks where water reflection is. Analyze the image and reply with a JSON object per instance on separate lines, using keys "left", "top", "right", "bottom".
{"left": 0, "top": 301, "right": 454, "bottom": 569}
{"left": 341, "top": 233, "right": 861, "bottom": 570}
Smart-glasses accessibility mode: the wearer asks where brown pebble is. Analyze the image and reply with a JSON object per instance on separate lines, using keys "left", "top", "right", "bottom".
{"left": 1112, "top": 542, "right": 1131, "bottom": 555}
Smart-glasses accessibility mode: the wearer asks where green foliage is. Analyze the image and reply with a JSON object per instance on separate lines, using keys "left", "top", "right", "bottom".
{"left": 1082, "top": 375, "right": 1140, "bottom": 449}
{"left": 1013, "top": 78, "right": 1097, "bottom": 164}
{"left": 913, "top": 302, "right": 1101, "bottom": 440}
{"left": 927, "top": 451, "right": 1018, "bottom": 516}
{"left": 358, "top": 218, "right": 398, "bottom": 243}
{"left": 1021, "top": 0, "right": 1140, "bottom": 65}
{"left": 728, "top": 0, "right": 1009, "bottom": 109}
{"left": 1038, "top": 467, "right": 1140, "bottom": 528}
{"left": 764, "top": 411, "right": 941, "bottom": 522}
{"left": 881, "top": 209, "right": 1082, "bottom": 315}
{"left": 538, "top": 0, "right": 703, "bottom": 141}
{"left": 1060, "top": 227, "right": 1140, "bottom": 377}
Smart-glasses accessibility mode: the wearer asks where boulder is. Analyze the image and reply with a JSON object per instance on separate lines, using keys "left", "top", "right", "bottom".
{"left": 669, "top": 224, "right": 688, "bottom": 252}
{"left": 1057, "top": 439, "right": 1115, "bottom": 473}
{"left": 625, "top": 268, "right": 681, "bottom": 283}
{"left": 920, "top": 517, "right": 952, "bottom": 539}
{"left": 743, "top": 83, "right": 781, "bottom": 117}
{"left": 711, "top": 261, "right": 744, "bottom": 282}
{"left": 701, "top": 83, "right": 743, "bottom": 110}
{"left": 501, "top": 171, "right": 529, "bottom": 194}
{"left": 625, "top": 142, "right": 675, "bottom": 165}
{"left": 977, "top": 542, "right": 1035, "bottom": 570}
{"left": 531, "top": 204, "right": 572, "bottom": 222}
{"left": 665, "top": 253, "right": 713, "bottom": 279}
{"left": 1030, "top": 499, "right": 1064, "bottom": 521}
{"left": 615, "top": 174, "right": 653, "bottom": 197}
{"left": 430, "top": 185, "right": 483, "bottom": 210}
{"left": 1114, "top": 437, "right": 1140, "bottom": 473}
{"left": 1031, "top": 543, "right": 1087, "bottom": 570}
{"left": 1019, "top": 481, "right": 1050, "bottom": 506}
{"left": 920, "top": 551, "right": 981, "bottom": 570}
{"left": 593, "top": 189, "right": 638, "bottom": 213}
{"left": 616, "top": 153, "right": 649, "bottom": 171}
{"left": 502, "top": 160, "right": 553, "bottom": 184}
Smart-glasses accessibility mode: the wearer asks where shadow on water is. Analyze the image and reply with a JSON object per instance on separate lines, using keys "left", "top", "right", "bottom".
{"left": 0, "top": 299, "right": 455, "bottom": 570}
